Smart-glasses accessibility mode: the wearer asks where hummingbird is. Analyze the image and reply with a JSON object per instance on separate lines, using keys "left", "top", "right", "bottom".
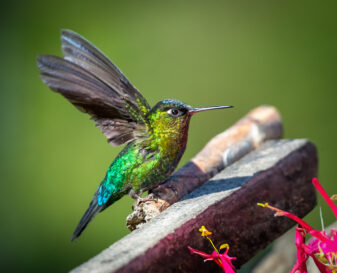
{"left": 37, "top": 30, "right": 233, "bottom": 240}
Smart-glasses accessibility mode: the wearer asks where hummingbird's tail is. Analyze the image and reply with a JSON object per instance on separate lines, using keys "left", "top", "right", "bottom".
{"left": 71, "top": 196, "right": 102, "bottom": 241}
{"left": 71, "top": 189, "right": 126, "bottom": 241}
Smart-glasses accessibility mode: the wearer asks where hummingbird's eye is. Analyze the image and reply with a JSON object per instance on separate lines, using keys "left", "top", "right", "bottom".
{"left": 167, "top": 108, "right": 183, "bottom": 117}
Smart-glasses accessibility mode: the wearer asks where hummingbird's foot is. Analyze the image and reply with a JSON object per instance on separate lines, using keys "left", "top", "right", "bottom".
{"left": 129, "top": 189, "right": 157, "bottom": 204}
{"left": 129, "top": 189, "right": 142, "bottom": 200}
{"left": 137, "top": 193, "right": 158, "bottom": 203}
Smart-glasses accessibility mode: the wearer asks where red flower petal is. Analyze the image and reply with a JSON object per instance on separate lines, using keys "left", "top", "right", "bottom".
{"left": 211, "top": 250, "right": 236, "bottom": 273}
{"left": 188, "top": 246, "right": 212, "bottom": 259}
{"left": 290, "top": 227, "right": 308, "bottom": 273}
{"left": 188, "top": 246, "right": 237, "bottom": 272}
{"left": 312, "top": 178, "right": 337, "bottom": 219}
{"left": 263, "top": 204, "right": 328, "bottom": 242}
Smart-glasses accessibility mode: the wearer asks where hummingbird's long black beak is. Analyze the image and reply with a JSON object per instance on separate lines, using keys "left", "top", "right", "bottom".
{"left": 189, "top": 105, "right": 233, "bottom": 115}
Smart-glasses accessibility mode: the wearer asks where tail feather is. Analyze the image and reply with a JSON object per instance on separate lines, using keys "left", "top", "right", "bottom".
{"left": 71, "top": 197, "right": 102, "bottom": 241}
{"left": 71, "top": 188, "right": 127, "bottom": 241}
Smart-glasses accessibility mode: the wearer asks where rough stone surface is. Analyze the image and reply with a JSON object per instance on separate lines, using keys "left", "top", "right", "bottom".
{"left": 71, "top": 139, "right": 317, "bottom": 273}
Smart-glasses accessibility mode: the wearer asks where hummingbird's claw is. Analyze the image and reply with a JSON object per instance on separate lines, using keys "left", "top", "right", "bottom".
{"left": 129, "top": 189, "right": 157, "bottom": 204}
{"left": 136, "top": 194, "right": 158, "bottom": 205}
{"left": 141, "top": 193, "right": 158, "bottom": 202}
{"left": 129, "top": 189, "right": 141, "bottom": 200}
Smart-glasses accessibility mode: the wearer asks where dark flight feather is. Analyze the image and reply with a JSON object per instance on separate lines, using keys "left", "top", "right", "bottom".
{"left": 71, "top": 188, "right": 127, "bottom": 241}
{"left": 71, "top": 194, "right": 101, "bottom": 241}
{"left": 60, "top": 29, "right": 150, "bottom": 114}
{"left": 37, "top": 30, "right": 151, "bottom": 146}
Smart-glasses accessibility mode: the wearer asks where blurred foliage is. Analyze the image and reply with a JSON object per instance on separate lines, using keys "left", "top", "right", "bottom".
{"left": 0, "top": 0, "right": 336, "bottom": 272}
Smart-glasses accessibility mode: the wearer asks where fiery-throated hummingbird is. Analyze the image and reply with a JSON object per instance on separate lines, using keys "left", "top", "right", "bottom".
{"left": 37, "top": 30, "right": 233, "bottom": 240}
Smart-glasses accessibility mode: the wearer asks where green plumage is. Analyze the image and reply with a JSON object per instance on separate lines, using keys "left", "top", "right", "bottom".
{"left": 37, "top": 30, "right": 232, "bottom": 240}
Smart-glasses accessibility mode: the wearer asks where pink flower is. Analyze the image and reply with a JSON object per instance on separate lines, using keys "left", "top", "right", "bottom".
{"left": 258, "top": 178, "right": 337, "bottom": 273}
{"left": 188, "top": 246, "right": 236, "bottom": 273}
{"left": 188, "top": 226, "right": 236, "bottom": 273}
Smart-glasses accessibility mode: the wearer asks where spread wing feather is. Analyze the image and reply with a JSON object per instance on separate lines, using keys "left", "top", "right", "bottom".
{"left": 37, "top": 29, "right": 151, "bottom": 146}
{"left": 61, "top": 29, "right": 150, "bottom": 114}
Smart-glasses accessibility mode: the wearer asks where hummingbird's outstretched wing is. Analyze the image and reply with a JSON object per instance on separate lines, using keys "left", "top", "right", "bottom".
{"left": 37, "top": 29, "right": 151, "bottom": 146}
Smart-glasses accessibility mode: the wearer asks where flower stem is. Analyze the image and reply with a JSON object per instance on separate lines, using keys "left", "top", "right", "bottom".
{"left": 207, "top": 236, "right": 219, "bottom": 254}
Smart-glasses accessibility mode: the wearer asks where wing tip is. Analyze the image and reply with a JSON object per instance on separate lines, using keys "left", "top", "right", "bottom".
{"left": 61, "top": 29, "right": 86, "bottom": 44}
{"left": 36, "top": 54, "right": 59, "bottom": 65}
{"left": 36, "top": 55, "right": 66, "bottom": 73}
{"left": 36, "top": 54, "right": 45, "bottom": 66}
{"left": 36, "top": 55, "right": 50, "bottom": 71}
{"left": 61, "top": 29, "right": 76, "bottom": 36}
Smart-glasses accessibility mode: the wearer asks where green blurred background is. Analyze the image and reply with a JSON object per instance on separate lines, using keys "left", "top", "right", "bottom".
{"left": 1, "top": 0, "right": 336, "bottom": 272}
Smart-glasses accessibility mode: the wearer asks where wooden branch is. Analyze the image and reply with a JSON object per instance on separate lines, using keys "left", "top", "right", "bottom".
{"left": 71, "top": 139, "right": 317, "bottom": 273}
{"left": 127, "top": 105, "right": 283, "bottom": 230}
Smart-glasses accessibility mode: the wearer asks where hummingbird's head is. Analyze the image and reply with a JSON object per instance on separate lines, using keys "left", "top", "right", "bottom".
{"left": 147, "top": 99, "right": 192, "bottom": 136}
{"left": 147, "top": 99, "right": 233, "bottom": 137}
